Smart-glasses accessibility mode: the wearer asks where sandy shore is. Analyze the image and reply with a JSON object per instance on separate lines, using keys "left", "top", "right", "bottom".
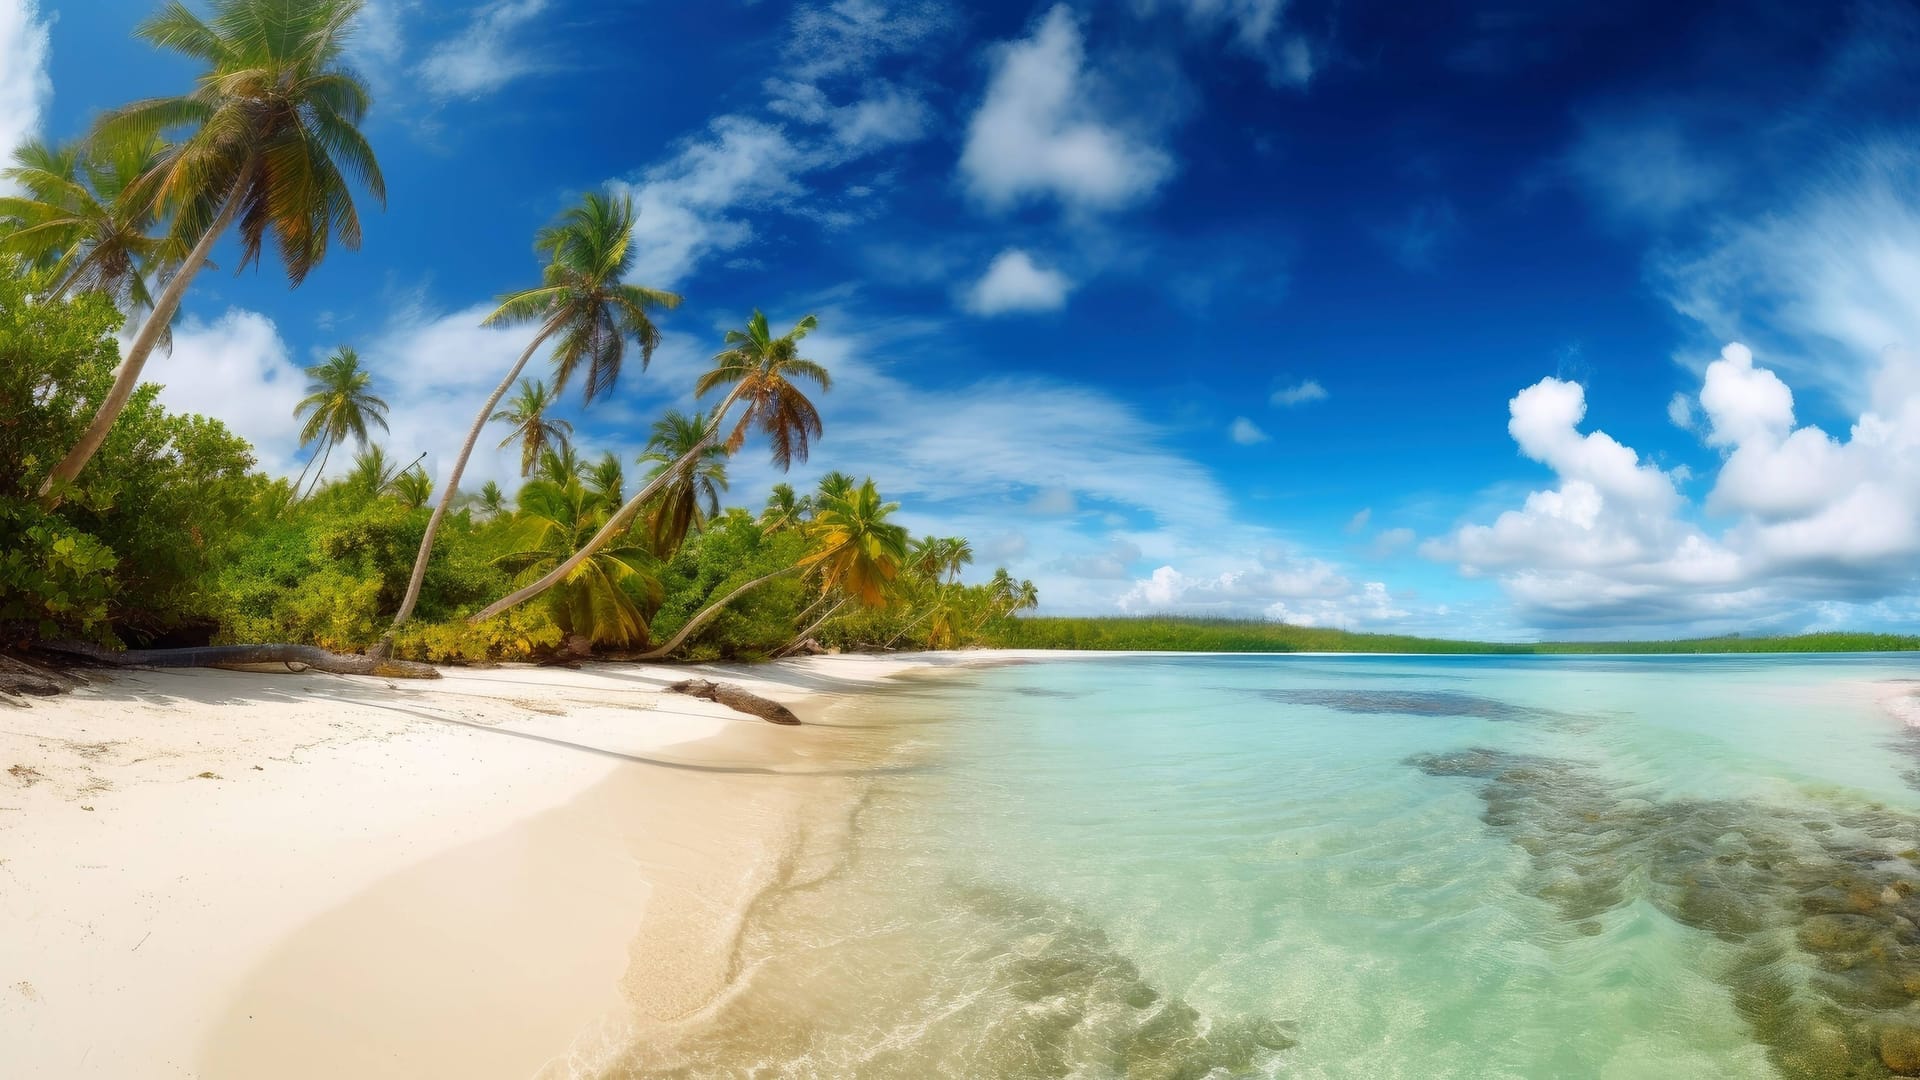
{"left": 0, "top": 652, "right": 980, "bottom": 1079}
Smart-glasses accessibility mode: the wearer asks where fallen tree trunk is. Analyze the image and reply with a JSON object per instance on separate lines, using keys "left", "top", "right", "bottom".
{"left": 0, "top": 653, "right": 87, "bottom": 701}
{"left": 666, "top": 678, "right": 801, "bottom": 725}
{"left": 43, "top": 641, "right": 441, "bottom": 680}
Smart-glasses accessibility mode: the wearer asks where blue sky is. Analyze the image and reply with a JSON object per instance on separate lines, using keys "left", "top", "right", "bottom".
{"left": 5, "top": 0, "right": 1920, "bottom": 639}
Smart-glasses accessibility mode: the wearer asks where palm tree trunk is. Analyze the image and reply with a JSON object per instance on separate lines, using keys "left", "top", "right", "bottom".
{"left": 468, "top": 382, "right": 751, "bottom": 625}
{"left": 777, "top": 598, "right": 850, "bottom": 657}
{"left": 634, "top": 562, "right": 807, "bottom": 660}
{"left": 290, "top": 437, "right": 327, "bottom": 503}
{"left": 303, "top": 439, "right": 339, "bottom": 500}
{"left": 39, "top": 159, "right": 254, "bottom": 503}
{"left": 382, "top": 317, "right": 562, "bottom": 646}
{"left": 885, "top": 606, "right": 939, "bottom": 649}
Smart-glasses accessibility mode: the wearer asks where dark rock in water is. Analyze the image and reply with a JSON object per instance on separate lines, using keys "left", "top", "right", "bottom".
{"left": 1265, "top": 687, "right": 1545, "bottom": 721}
{"left": 1883, "top": 1026, "right": 1920, "bottom": 1075}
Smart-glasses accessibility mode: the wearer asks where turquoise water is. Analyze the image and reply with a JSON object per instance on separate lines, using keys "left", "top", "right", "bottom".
{"left": 621, "top": 655, "right": 1920, "bottom": 1079}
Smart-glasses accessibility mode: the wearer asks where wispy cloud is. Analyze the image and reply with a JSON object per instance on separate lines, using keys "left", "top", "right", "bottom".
{"left": 1271, "top": 378, "right": 1327, "bottom": 406}
{"left": 1132, "top": 0, "right": 1315, "bottom": 87}
{"left": 417, "top": 0, "right": 551, "bottom": 100}
{"left": 1227, "top": 416, "right": 1269, "bottom": 444}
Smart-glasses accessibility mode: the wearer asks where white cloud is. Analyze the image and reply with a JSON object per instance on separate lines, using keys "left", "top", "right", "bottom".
{"left": 959, "top": 4, "right": 1173, "bottom": 213}
{"left": 963, "top": 248, "right": 1074, "bottom": 315}
{"left": 1345, "top": 507, "right": 1371, "bottom": 533}
{"left": 1426, "top": 342, "right": 1920, "bottom": 633}
{"left": 1659, "top": 142, "right": 1920, "bottom": 403}
{"left": 417, "top": 0, "right": 549, "bottom": 100}
{"left": 1228, "top": 416, "right": 1269, "bottom": 444}
{"left": 147, "top": 311, "right": 307, "bottom": 475}
{"left": 1666, "top": 391, "right": 1695, "bottom": 430}
{"left": 1271, "top": 378, "right": 1327, "bottom": 406}
{"left": 1116, "top": 559, "right": 1406, "bottom": 629}
{"left": 0, "top": 0, "right": 52, "bottom": 189}
{"left": 614, "top": 118, "right": 808, "bottom": 289}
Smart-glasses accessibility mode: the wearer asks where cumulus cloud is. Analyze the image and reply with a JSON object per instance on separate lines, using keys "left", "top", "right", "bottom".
{"left": 0, "top": 0, "right": 52, "bottom": 188}
{"left": 1116, "top": 559, "right": 1406, "bottom": 629}
{"left": 959, "top": 4, "right": 1173, "bottom": 213}
{"left": 1426, "top": 342, "right": 1920, "bottom": 632}
{"left": 1227, "top": 417, "right": 1269, "bottom": 444}
{"left": 964, "top": 248, "right": 1074, "bottom": 315}
{"left": 417, "top": 0, "right": 549, "bottom": 99}
{"left": 146, "top": 311, "right": 308, "bottom": 475}
{"left": 1271, "top": 378, "right": 1327, "bottom": 406}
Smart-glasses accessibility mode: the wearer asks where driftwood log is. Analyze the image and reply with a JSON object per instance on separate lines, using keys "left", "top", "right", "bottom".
{"left": 0, "top": 653, "right": 87, "bottom": 700}
{"left": 42, "top": 641, "right": 441, "bottom": 680}
{"left": 666, "top": 679, "right": 801, "bottom": 725}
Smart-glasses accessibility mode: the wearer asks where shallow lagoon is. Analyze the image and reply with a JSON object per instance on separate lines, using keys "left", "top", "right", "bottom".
{"left": 620, "top": 655, "right": 1920, "bottom": 1079}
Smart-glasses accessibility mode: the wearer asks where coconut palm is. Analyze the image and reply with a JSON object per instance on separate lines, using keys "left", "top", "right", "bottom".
{"left": 292, "top": 346, "right": 388, "bottom": 499}
{"left": 815, "top": 470, "right": 856, "bottom": 502}
{"left": 493, "top": 473, "right": 656, "bottom": 649}
{"left": 0, "top": 135, "right": 182, "bottom": 329}
{"left": 639, "top": 409, "right": 729, "bottom": 558}
{"left": 42, "top": 0, "right": 386, "bottom": 497}
{"left": 942, "top": 537, "right": 975, "bottom": 585}
{"left": 760, "top": 482, "right": 810, "bottom": 533}
{"left": 534, "top": 445, "right": 582, "bottom": 487}
{"left": 800, "top": 479, "right": 909, "bottom": 609}
{"left": 586, "top": 452, "right": 624, "bottom": 506}
{"left": 388, "top": 189, "right": 679, "bottom": 642}
{"left": 476, "top": 480, "right": 507, "bottom": 518}
{"left": 339, "top": 445, "right": 397, "bottom": 500}
{"left": 490, "top": 378, "right": 572, "bottom": 478}
{"left": 908, "top": 535, "right": 942, "bottom": 580}
{"left": 390, "top": 465, "right": 433, "bottom": 509}
{"left": 469, "top": 310, "right": 829, "bottom": 624}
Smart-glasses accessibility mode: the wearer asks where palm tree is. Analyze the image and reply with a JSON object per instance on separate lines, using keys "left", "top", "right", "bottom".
{"left": 292, "top": 346, "right": 388, "bottom": 499}
{"left": 761, "top": 482, "right": 810, "bottom": 533}
{"left": 942, "top": 537, "right": 975, "bottom": 585}
{"left": 390, "top": 465, "right": 433, "bottom": 509}
{"left": 639, "top": 409, "right": 729, "bottom": 558}
{"left": 387, "top": 190, "right": 679, "bottom": 643}
{"left": 490, "top": 378, "right": 572, "bottom": 477}
{"left": 800, "top": 479, "right": 909, "bottom": 609}
{"left": 340, "top": 445, "right": 398, "bottom": 500}
{"left": 494, "top": 473, "right": 656, "bottom": 648}
{"left": 42, "top": 0, "right": 385, "bottom": 497}
{"left": 586, "top": 452, "right": 624, "bottom": 506}
{"left": 476, "top": 480, "right": 507, "bottom": 518}
{"left": 815, "top": 470, "right": 856, "bottom": 502}
{"left": 908, "top": 535, "right": 942, "bottom": 580}
{"left": 534, "top": 445, "right": 582, "bottom": 487}
{"left": 469, "top": 310, "right": 829, "bottom": 624}
{"left": 0, "top": 135, "right": 182, "bottom": 327}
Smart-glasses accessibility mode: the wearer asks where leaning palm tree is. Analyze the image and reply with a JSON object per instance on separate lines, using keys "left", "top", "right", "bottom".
{"left": 490, "top": 378, "right": 572, "bottom": 477}
{"left": 782, "top": 478, "right": 909, "bottom": 650}
{"left": 639, "top": 409, "right": 729, "bottom": 558}
{"left": 942, "top": 537, "right": 975, "bottom": 585}
{"left": 386, "top": 189, "right": 679, "bottom": 644}
{"left": 494, "top": 473, "right": 656, "bottom": 649}
{"left": 292, "top": 346, "right": 388, "bottom": 499}
{"left": 42, "top": 0, "right": 385, "bottom": 498}
{"left": 468, "top": 310, "right": 828, "bottom": 624}
{"left": 908, "top": 534, "right": 943, "bottom": 580}
{"left": 0, "top": 135, "right": 182, "bottom": 327}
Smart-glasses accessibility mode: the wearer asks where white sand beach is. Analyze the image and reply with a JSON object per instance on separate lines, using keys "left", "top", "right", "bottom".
{"left": 0, "top": 653, "right": 977, "bottom": 1079}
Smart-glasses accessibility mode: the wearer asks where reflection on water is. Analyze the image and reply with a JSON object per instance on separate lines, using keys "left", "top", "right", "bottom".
{"left": 613, "top": 655, "right": 1920, "bottom": 1079}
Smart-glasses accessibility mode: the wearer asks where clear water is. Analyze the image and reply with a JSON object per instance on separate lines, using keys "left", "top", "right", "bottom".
{"left": 615, "top": 655, "right": 1920, "bottom": 1079}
